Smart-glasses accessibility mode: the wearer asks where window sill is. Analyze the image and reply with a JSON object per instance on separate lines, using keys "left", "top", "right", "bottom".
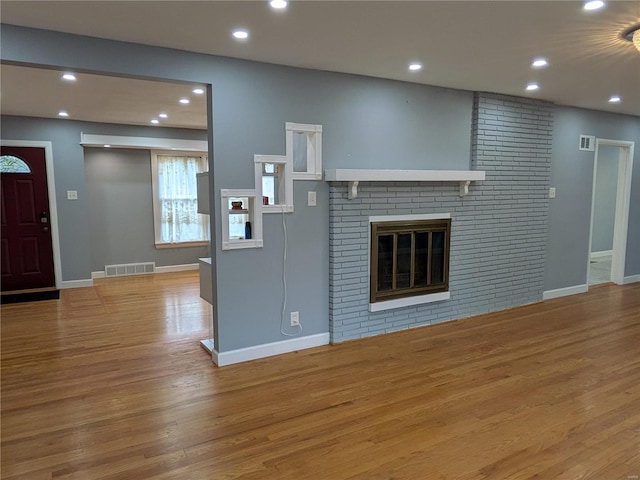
{"left": 155, "top": 241, "right": 209, "bottom": 249}
{"left": 369, "top": 291, "right": 450, "bottom": 312}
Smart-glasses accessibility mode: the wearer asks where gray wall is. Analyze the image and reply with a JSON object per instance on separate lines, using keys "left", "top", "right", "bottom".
{"left": 1, "top": 25, "right": 638, "bottom": 355}
{"left": 591, "top": 145, "right": 618, "bottom": 253}
{"left": 328, "top": 93, "right": 552, "bottom": 342}
{"left": 545, "top": 106, "right": 640, "bottom": 291}
{"left": 85, "top": 147, "right": 209, "bottom": 271}
{"left": 0, "top": 114, "right": 207, "bottom": 279}
{"left": 1, "top": 25, "right": 473, "bottom": 353}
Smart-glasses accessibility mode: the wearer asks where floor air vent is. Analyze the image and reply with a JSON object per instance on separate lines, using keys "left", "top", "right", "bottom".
{"left": 105, "top": 262, "right": 155, "bottom": 277}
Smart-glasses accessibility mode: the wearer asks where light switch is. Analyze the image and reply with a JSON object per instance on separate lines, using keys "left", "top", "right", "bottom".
{"left": 67, "top": 190, "right": 78, "bottom": 200}
{"left": 549, "top": 187, "right": 556, "bottom": 199}
{"left": 308, "top": 191, "right": 317, "bottom": 207}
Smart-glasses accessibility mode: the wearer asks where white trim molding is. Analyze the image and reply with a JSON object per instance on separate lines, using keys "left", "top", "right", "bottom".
{"left": 590, "top": 250, "right": 613, "bottom": 259}
{"left": 588, "top": 138, "right": 634, "bottom": 287}
{"left": 156, "top": 263, "right": 199, "bottom": 274}
{"left": 80, "top": 133, "right": 208, "bottom": 151}
{"left": 211, "top": 333, "right": 330, "bottom": 366}
{"left": 369, "top": 213, "right": 451, "bottom": 223}
{"left": 60, "top": 279, "right": 93, "bottom": 289}
{"left": 623, "top": 274, "right": 640, "bottom": 285}
{"left": 369, "top": 291, "right": 451, "bottom": 312}
{"left": 543, "top": 284, "right": 589, "bottom": 300}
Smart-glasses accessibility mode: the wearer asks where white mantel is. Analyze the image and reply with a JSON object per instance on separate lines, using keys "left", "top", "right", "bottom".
{"left": 324, "top": 169, "right": 486, "bottom": 199}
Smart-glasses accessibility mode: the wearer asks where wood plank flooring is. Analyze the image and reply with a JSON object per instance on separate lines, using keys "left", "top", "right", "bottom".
{"left": 2, "top": 271, "right": 639, "bottom": 479}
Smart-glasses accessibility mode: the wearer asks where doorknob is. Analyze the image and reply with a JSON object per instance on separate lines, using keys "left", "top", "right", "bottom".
{"left": 40, "top": 211, "right": 48, "bottom": 224}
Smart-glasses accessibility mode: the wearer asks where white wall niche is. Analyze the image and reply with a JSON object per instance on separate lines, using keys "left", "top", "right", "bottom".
{"left": 220, "top": 189, "right": 263, "bottom": 250}
{"left": 254, "top": 154, "right": 293, "bottom": 214}
{"left": 286, "top": 122, "right": 323, "bottom": 180}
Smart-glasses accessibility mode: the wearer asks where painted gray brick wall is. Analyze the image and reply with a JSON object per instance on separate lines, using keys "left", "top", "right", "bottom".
{"left": 328, "top": 93, "right": 553, "bottom": 343}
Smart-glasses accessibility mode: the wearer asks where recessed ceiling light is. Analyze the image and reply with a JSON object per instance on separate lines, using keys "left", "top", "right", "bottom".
{"left": 609, "top": 95, "right": 621, "bottom": 103}
{"left": 232, "top": 29, "right": 249, "bottom": 40}
{"left": 61, "top": 73, "right": 76, "bottom": 81}
{"left": 58, "top": 110, "right": 69, "bottom": 117}
{"left": 583, "top": 0, "right": 605, "bottom": 11}
{"left": 192, "top": 88, "right": 205, "bottom": 95}
{"left": 179, "top": 98, "right": 190, "bottom": 104}
{"left": 151, "top": 119, "right": 160, "bottom": 124}
{"left": 159, "top": 113, "right": 168, "bottom": 118}
{"left": 526, "top": 83, "right": 540, "bottom": 91}
{"left": 104, "top": 144, "right": 111, "bottom": 148}
{"left": 531, "top": 58, "right": 548, "bottom": 68}
{"left": 270, "top": 0, "right": 288, "bottom": 9}
{"left": 408, "top": 62, "right": 423, "bottom": 72}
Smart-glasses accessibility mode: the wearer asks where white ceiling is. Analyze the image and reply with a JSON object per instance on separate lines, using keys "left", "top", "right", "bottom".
{"left": 1, "top": 65, "right": 208, "bottom": 129}
{"left": 1, "top": 0, "right": 639, "bottom": 129}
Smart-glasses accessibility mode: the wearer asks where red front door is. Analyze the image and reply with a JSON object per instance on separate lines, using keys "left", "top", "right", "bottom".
{"left": 1, "top": 146, "right": 56, "bottom": 291}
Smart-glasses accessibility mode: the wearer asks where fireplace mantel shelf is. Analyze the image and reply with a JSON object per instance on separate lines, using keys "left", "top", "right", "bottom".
{"left": 324, "top": 169, "right": 486, "bottom": 199}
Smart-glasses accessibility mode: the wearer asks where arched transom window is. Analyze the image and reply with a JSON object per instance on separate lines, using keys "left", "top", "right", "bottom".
{"left": 0, "top": 155, "right": 31, "bottom": 173}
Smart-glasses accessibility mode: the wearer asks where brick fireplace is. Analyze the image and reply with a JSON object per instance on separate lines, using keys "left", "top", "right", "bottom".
{"left": 327, "top": 93, "right": 553, "bottom": 343}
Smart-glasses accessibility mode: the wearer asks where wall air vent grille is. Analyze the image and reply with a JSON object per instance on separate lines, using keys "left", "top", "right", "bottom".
{"left": 579, "top": 135, "right": 595, "bottom": 151}
{"left": 105, "top": 262, "right": 155, "bottom": 277}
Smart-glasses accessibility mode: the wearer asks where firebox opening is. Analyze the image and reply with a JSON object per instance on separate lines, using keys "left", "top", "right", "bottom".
{"left": 369, "top": 214, "right": 451, "bottom": 312}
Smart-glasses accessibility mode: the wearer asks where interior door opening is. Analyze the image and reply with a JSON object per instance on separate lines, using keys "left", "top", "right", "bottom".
{"left": 587, "top": 139, "right": 635, "bottom": 287}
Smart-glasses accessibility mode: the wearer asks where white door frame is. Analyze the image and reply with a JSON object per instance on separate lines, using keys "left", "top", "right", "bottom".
{"left": 587, "top": 138, "right": 634, "bottom": 286}
{"left": 1, "top": 140, "right": 62, "bottom": 289}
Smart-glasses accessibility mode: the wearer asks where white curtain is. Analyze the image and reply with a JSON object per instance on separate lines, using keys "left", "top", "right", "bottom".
{"left": 157, "top": 155, "right": 209, "bottom": 244}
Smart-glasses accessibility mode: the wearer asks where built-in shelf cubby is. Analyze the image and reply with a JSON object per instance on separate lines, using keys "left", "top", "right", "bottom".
{"left": 254, "top": 154, "right": 294, "bottom": 213}
{"left": 220, "top": 189, "right": 263, "bottom": 250}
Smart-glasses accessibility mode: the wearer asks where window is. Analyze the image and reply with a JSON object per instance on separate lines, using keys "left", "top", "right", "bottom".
{"left": 370, "top": 219, "right": 451, "bottom": 303}
{"left": 0, "top": 155, "right": 31, "bottom": 173}
{"left": 151, "top": 151, "right": 209, "bottom": 247}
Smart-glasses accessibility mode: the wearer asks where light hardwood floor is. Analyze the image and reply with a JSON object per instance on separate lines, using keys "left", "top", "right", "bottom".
{"left": 2, "top": 271, "right": 639, "bottom": 479}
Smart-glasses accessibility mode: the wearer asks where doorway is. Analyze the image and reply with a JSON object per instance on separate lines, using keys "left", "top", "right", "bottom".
{"left": 588, "top": 139, "right": 635, "bottom": 287}
{"left": 1, "top": 142, "right": 61, "bottom": 291}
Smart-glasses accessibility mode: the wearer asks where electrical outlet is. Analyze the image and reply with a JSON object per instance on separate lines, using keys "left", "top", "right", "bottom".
{"left": 290, "top": 311, "right": 300, "bottom": 327}
{"left": 549, "top": 187, "right": 556, "bottom": 198}
{"left": 308, "top": 191, "right": 317, "bottom": 207}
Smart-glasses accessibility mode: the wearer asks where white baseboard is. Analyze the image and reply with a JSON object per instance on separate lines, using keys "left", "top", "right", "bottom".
{"left": 590, "top": 250, "right": 613, "bottom": 259}
{"left": 91, "top": 263, "right": 198, "bottom": 280}
{"left": 212, "top": 333, "right": 330, "bottom": 367}
{"left": 543, "top": 284, "right": 589, "bottom": 300}
{"left": 155, "top": 263, "right": 199, "bottom": 273}
{"left": 623, "top": 274, "right": 640, "bottom": 285}
{"left": 200, "top": 338, "right": 214, "bottom": 353}
{"left": 59, "top": 279, "right": 93, "bottom": 289}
